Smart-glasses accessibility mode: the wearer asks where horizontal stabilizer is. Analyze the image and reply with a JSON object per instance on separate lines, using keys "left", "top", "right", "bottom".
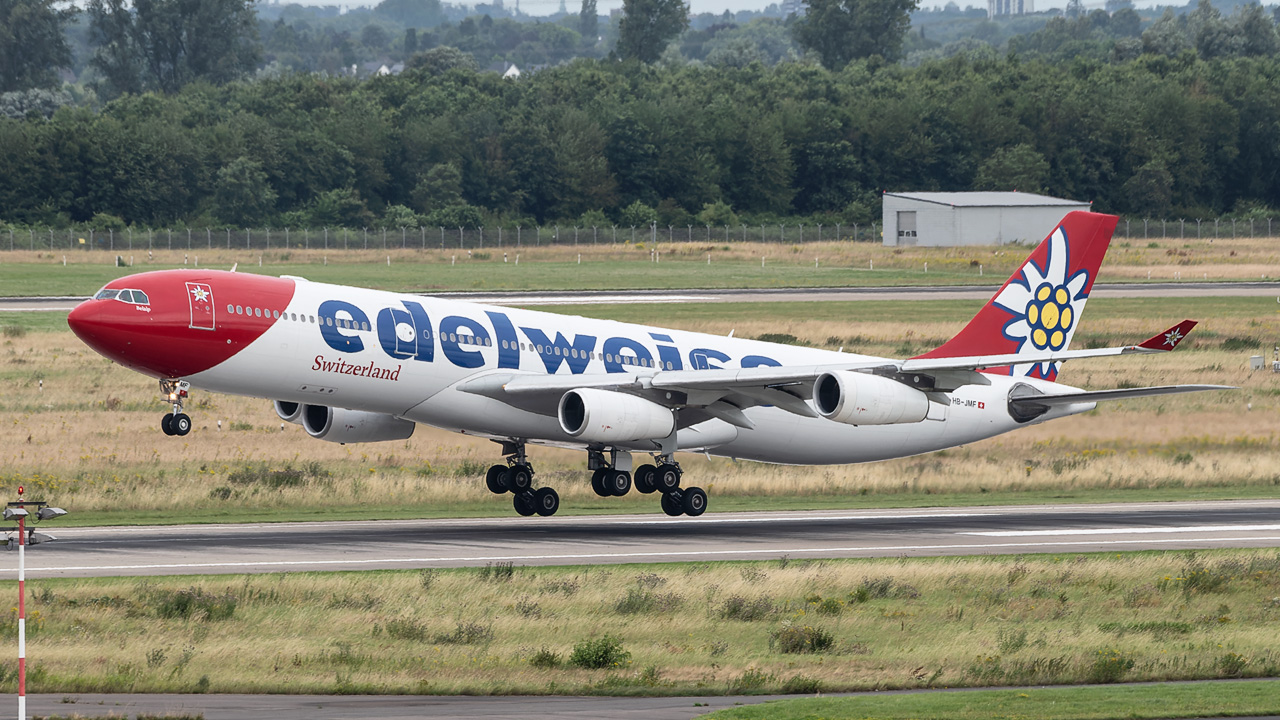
{"left": 1011, "top": 384, "right": 1235, "bottom": 409}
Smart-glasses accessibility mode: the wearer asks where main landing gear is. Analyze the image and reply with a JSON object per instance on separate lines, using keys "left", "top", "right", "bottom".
{"left": 159, "top": 379, "right": 192, "bottom": 437}
{"left": 590, "top": 450, "right": 707, "bottom": 517}
{"left": 485, "top": 440, "right": 558, "bottom": 518}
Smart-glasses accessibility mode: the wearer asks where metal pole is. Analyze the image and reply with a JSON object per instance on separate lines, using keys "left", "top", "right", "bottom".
{"left": 17, "top": 489, "right": 26, "bottom": 720}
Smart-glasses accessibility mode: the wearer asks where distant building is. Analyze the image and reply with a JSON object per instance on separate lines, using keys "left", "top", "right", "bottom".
{"left": 988, "top": 0, "right": 1032, "bottom": 18}
{"left": 781, "top": 0, "right": 806, "bottom": 17}
{"left": 881, "top": 191, "right": 1091, "bottom": 247}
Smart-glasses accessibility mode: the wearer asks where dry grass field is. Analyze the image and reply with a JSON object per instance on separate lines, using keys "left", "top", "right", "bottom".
{"left": 8, "top": 549, "right": 1280, "bottom": 695}
{"left": 0, "top": 294, "right": 1276, "bottom": 524}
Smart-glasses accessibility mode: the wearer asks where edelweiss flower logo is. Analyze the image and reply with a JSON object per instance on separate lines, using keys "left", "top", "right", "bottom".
{"left": 190, "top": 285, "right": 210, "bottom": 303}
{"left": 1163, "top": 327, "right": 1183, "bottom": 347}
{"left": 993, "top": 227, "right": 1090, "bottom": 379}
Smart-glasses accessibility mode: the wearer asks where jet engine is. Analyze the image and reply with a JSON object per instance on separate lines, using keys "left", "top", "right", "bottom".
{"left": 274, "top": 400, "right": 304, "bottom": 424}
{"left": 813, "top": 371, "right": 930, "bottom": 426}
{"left": 301, "top": 404, "right": 416, "bottom": 444}
{"left": 558, "top": 388, "right": 675, "bottom": 443}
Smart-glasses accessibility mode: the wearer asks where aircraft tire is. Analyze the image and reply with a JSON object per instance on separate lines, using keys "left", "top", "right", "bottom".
{"left": 161, "top": 413, "right": 176, "bottom": 436}
{"left": 681, "top": 487, "right": 707, "bottom": 517}
{"left": 486, "top": 465, "right": 509, "bottom": 494}
{"left": 513, "top": 492, "right": 537, "bottom": 517}
{"left": 590, "top": 469, "right": 610, "bottom": 497}
{"left": 655, "top": 464, "right": 681, "bottom": 493}
{"left": 607, "top": 470, "right": 632, "bottom": 497}
{"left": 634, "top": 464, "right": 658, "bottom": 494}
{"left": 505, "top": 464, "right": 533, "bottom": 493}
{"left": 660, "top": 491, "right": 684, "bottom": 517}
{"left": 533, "top": 487, "right": 559, "bottom": 517}
{"left": 172, "top": 413, "right": 192, "bottom": 436}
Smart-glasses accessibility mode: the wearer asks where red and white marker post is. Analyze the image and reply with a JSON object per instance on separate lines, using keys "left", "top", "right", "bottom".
{"left": 15, "top": 486, "right": 26, "bottom": 720}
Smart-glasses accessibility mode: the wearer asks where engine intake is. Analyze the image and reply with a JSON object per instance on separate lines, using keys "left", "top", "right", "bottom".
{"left": 274, "top": 400, "right": 303, "bottom": 424}
{"left": 558, "top": 388, "right": 675, "bottom": 443}
{"left": 814, "top": 371, "right": 930, "bottom": 426}
{"left": 301, "top": 404, "right": 416, "bottom": 444}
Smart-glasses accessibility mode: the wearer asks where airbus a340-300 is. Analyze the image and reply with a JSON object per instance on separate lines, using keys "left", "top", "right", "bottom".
{"left": 68, "top": 212, "right": 1228, "bottom": 518}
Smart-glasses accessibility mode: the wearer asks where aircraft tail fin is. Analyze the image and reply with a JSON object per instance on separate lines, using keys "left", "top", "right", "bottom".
{"left": 913, "top": 211, "right": 1118, "bottom": 381}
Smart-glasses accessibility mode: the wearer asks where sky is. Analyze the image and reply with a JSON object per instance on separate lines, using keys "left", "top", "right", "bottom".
{"left": 281, "top": 0, "right": 1171, "bottom": 20}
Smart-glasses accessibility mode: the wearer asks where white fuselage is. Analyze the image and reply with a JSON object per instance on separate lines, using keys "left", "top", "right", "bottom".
{"left": 188, "top": 278, "right": 1089, "bottom": 465}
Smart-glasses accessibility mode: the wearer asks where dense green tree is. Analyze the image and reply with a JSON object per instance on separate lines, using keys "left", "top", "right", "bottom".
{"left": 792, "top": 0, "right": 919, "bottom": 69}
{"left": 580, "top": 0, "right": 598, "bottom": 45}
{"left": 616, "top": 0, "right": 689, "bottom": 63}
{"left": 975, "top": 144, "right": 1049, "bottom": 192}
{"left": 87, "top": 0, "right": 261, "bottom": 96}
{"left": 407, "top": 45, "right": 478, "bottom": 73}
{"left": 213, "top": 156, "right": 276, "bottom": 226}
{"left": 0, "top": 0, "right": 77, "bottom": 93}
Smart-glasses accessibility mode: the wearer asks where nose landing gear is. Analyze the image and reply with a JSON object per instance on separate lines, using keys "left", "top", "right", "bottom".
{"left": 159, "top": 379, "right": 192, "bottom": 437}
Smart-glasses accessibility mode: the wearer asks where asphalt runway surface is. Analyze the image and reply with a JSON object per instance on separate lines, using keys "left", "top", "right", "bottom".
{"left": 10, "top": 500, "right": 1279, "bottom": 579}
{"left": 6, "top": 281, "right": 1280, "bottom": 310}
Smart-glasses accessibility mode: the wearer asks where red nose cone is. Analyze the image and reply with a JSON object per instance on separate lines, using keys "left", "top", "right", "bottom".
{"left": 67, "top": 299, "right": 103, "bottom": 346}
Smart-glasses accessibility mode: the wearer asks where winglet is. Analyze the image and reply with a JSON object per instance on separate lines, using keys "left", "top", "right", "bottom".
{"left": 1137, "top": 320, "right": 1197, "bottom": 351}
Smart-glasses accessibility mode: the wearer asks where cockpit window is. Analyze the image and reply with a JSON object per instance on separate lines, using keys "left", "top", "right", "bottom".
{"left": 96, "top": 288, "right": 150, "bottom": 305}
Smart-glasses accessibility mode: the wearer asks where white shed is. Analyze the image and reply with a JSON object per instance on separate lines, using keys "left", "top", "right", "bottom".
{"left": 882, "top": 191, "right": 1091, "bottom": 247}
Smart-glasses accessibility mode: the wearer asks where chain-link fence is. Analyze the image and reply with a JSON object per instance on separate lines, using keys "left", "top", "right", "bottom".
{"left": 2, "top": 216, "right": 1273, "bottom": 252}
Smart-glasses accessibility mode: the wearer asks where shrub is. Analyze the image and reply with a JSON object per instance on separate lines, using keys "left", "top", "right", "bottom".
{"left": 1214, "top": 652, "right": 1249, "bottom": 678}
{"left": 478, "top": 561, "right": 515, "bottom": 582}
{"left": 727, "top": 666, "right": 775, "bottom": 694}
{"left": 614, "top": 587, "right": 684, "bottom": 614}
{"left": 1087, "top": 649, "right": 1135, "bottom": 683}
{"left": 997, "top": 628, "right": 1028, "bottom": 654}
{"left": 568, "top": 634, "right": 630, "bottom": 669}
{"left": 771, "top": 623, "right": 836, "bottom": 654}
{"left": 719, "top": 595, "right": 774, "bottom": 621}
{"left": 153, "top": 588, "right": 236, "bottom": 621}
{"left": 780, "top": 674, "right": 824, "bottom": 694}
{"left": 529, "top": 647, "right": 561, "bottom": 668}
{"left": 434, "top": 622, "right": 493, "bottom": 645}
{"left": 383, "top": 618, "right": 430, "bottom": 641}
{"left": 815, "top": 597, "right": 843, "bottom": 615}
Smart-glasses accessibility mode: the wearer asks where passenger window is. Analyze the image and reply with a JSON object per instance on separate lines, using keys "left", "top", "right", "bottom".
{"left": 227, "top": 304, "right": 234, "bottom": 314}
{"left": 236, "top": 306, "right": 243, "bottom": 314}
{"left": 273, "top": 310, "right": 279, "bottom": 319}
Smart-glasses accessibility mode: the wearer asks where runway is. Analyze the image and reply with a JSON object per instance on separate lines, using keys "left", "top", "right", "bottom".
{"left": 6, "top": 281, "right": 1280, "bottom": 310}
{"left": 11, "top": 500, "right": 1279, "bottom": 579}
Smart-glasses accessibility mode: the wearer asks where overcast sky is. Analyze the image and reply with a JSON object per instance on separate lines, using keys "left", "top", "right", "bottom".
{"left": 292, "top": 0, "right": 1168, "bottom": 20}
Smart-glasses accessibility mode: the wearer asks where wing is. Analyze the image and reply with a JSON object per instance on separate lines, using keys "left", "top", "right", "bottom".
{"left": 457, "top": 321, "right": 1223, "bottom": 431}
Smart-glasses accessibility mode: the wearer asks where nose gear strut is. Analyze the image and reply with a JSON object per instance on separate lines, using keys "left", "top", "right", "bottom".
{"left": 159, "top": 379, "right": 192, "bottom": 436}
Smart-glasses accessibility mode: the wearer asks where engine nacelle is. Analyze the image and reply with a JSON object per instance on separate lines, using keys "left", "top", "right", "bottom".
{"left": 814, "top": 371, "right": 930, "bottom": 426}
{"left": 274, "top": 400, "right": 303, "bottom": 424}
{"left": 301, "top": 404, "right": 416, "bottom": 444}
{"left": 558, "top": 388, "right": 675, "bottom": 443}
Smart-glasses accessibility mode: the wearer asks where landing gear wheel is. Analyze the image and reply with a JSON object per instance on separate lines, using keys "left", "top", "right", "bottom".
{"left": 533, "top": 487, "right": 559, "bottom": 517}
{"left": 171, "top": 413, "right": 191, "bottom": 436}
{"left": 660, "top": 491, "right": 684, "bottom": 517}
{"left": 634, "top": 464, "right": 658, "bottom": 494}
{"left": 591, "top": 469, "right": 611, "bottom": 498}
{"left": 655, "top": 464, "right": 681, "bottom": 493}
{"left": 681, "top": 486, "right": 707, "bottom": 517}
{"left": 605, "top": 470, "right": 632, "bottom": 497}
{"left": 486, "top": 465, "right": 509, "bottom": 494}
{"left": 505, "top": 464, "right": 533, "bottom": 493}
{"left": 513, "top": 492, "right": 537, "bottom": 517}
{"left": 161, "top": 413, "right": 176, "bottom": 436}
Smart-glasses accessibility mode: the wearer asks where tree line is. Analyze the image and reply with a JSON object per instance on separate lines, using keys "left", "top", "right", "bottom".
{"left": 0, "top": 50, "right": 1277, "bottom": 231}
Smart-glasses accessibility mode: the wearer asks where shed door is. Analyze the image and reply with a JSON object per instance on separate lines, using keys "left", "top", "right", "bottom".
{"left": 897, "top": 211, "right": 917, "bottom": 246}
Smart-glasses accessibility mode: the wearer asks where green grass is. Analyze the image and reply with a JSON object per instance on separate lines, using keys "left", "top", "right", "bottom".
{"left": 700, "top": 680, "right": 1280, "bottom": 719}
{"left": 0, "top": 260, "right": 989, "bottom": 297}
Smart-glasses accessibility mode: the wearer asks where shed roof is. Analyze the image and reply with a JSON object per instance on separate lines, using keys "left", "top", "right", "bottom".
{"left": 885, "top": 191, "right": 1089, "bottom": 208}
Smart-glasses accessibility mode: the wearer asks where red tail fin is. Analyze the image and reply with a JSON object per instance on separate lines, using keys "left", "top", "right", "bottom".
{"left": 914, "top": 211, "right": 1118, "bottom": 381}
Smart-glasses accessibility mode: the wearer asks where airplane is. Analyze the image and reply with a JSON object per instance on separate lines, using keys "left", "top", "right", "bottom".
{"left": 68, "top": 211, "right": 1229, "bottom": 518}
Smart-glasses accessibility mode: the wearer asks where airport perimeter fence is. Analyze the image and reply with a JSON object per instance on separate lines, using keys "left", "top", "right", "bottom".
{"left": 2, "top": 216, "right": 1274, "bottom": 252}
{"left": 2, "top": 223, "right": 880, "bottom": 252}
